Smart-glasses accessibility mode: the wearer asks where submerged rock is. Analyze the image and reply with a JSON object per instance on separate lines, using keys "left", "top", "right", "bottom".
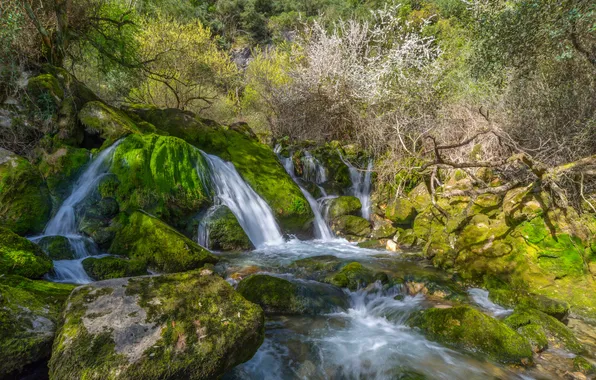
{"left": 236, "top": 274, "right": 349, "bottom": 315}
{"left": 0, "top": 275, "right": 74, "bottom": 377}
{"left": 408, "top": 306, "right": 533, "bottom": 365}
{"left": 0, "top": 227, "right": 52, "bottom": 278}
{"left": 0, "top": 148, "right": 52, "bottom": 235}
{"left": 200, "top": 206, "right": 252, "bottom": 251}
{"left": 49, "top": 271, "right": 264, "bottom": 380}
{"left": 110, "top": 211, "right": 218, "bottom": 273}
{"left": 82, "top": 256, "right": 148, "bottom": 281}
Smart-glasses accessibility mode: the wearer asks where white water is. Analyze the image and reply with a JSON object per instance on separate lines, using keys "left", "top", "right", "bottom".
{"left": 346, "top": 158, "right": 373, "bottom": 220}
{"left": 201, "top": 152, "right": 284, "bottom": 248}
{"left": 468, "top": 288, "right": 513, "bottom": 318}
{"left": 302, "top": 150, "right": 327, "bottom": 184}
{"left": 275, "top": 148, "right": 334, "bottom": 241}
{"left": 197, "top": 205, "right": 220, "bottom": 248}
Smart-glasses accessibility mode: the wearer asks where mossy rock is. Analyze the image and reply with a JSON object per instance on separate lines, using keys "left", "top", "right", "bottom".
{"left": 488, "top": 288, "right": 570, "bottom": 321}
{"left": 288, "top": 255, "right": 343, "bottom": 280}
{"left": 371, "top": 222, "right": 398, "bottom": 239}
{"left": 78, "top": 101, "right": 143, "bottom": 146}
{"left": 110, "top": 134, "right": 213, "bottom": 228}
{"left": 36, "top": 143, "right": 90, "bottom": 203}
{"left": 357, "top": 239, "right": 386, "bottom": 249}
{"left": 0, "top": 275, "right": 74, "bottom": 377}
{"left": 394, "top": 228, "right": 418, "bottom": 248}
{"left": 0, "top": 148, "right": 52, "bottom": 235}
{"left": 200, "top": 206, "right": 252, "bottom": 251}
{"left": 331, "top": 215, "right": 371, "bottom": 238}
{"left": 82, "top": 256, "right": 148, "bottom": 281}
{"left": 0, "top": 227, "right": 52, "bottom": 278}
{"left": 110, "top": 211, "right": 218, "bottom": 273}
{"left": 236, "top": 274, "right": 348, "bottom": 315}
{"left": 49, "top": 271, "right": 264, "bottom": 380}
{"left": 408, "top": 306, "right": 533, "bottom": 364}
{"left": 325, "top": 196, "right": 361, "bottom": 219}
{"left": 407, "top": 183, "right": 431, "bottom": 212}
{"left": 127, "top": 107, "right": 313, "bottom": 236}
{"left": 573, "top": 356, "right": 596, "bottom": 375}
{"left": 37, "top": 235, "right": 76, "bottom": 260}
{"left": 326, "top": 262, "right": 375, "bottom": 290}
{"left": 504, "top": 307, "right": 583, "bottom": 354}
{"left": 385, "top": 198, "right": 417, "bottom": 227}
{"left": 502, "top": 187, "right": 545, "bottom": 225}
{"left": 26, "top": 74, "right": 63, "bottom": 113}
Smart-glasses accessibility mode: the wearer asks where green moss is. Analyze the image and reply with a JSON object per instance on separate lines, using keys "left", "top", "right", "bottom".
{"left": 97, "top": 174, "right": 120, "bottom": 198}
{"left": 504, "top": 307, "right": 583, "bottom": 354}
{"left": 0, "top": 148, "right": 52, "bottom": 235}
{"left": 0, "top": 227, "right": 52, "bottom": 278}
{"left": 385, "top": 198, "right": 417, "bottom": 226}
{"left": 573, "top": 356, "right": 596, "bottom": 374}
{"left": 110, "top": 134, "right": 213, "bottom": 228}
{"left": 408, "top": 306, "right": 533, "bottom": 364}
{"left": 78, "top": 101, "right": 142, "bottom": 146}
{"left": 325, "top": 196, "right": 361, "bottom": 219}
{"left": 82, "top": 256, "right": 148, "bottom": 280}
{"left": 326, "top": 262, "right": 375, "bottom": 290}
{"left": 288, "top": 255, "right": 343, "bottom": 280}
{"left": 110, "top": 211, "right": 218, "bottom": 273}
{"left": 236, "top": 274, "right": 348, "bottom": 315}
{"left": 0, "top": 275, "right": 74, "bottom": 376}
{"left": 331, "top": 215, "right": 371, "bottom": 238}
{"left": 128, "top": 108, "right": 313, "bottom": 235}
{"left": 201, "top": 206, "right": 252, "bottom": 251}
{"left": 37, "top": 235, "right": 76, "bottom": 260}
{"left": 26, "top": 74, "right": 63, "bottom": 110}
{"left": 37, "top": 143, "right": 90, "bottom": 203}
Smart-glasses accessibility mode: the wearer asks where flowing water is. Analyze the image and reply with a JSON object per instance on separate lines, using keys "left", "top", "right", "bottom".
{"left": 201, "top": 152, "right": 284, "bottom": 247}
{"left": 302, "top": 150, "right": 327, "bottom": 184}
{"left": 339, "top": 153, "right": 373, "bottom": 220}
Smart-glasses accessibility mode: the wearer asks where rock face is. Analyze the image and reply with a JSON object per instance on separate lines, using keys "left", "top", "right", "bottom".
{"left": 385, "top": 198, "right": 417, "bottom": 226}
{"left": 236, "top": 274, "right": 349, "bottom": 315}
{"left": 0, "top": 275, "right": 74, "bottom": 377}
{"left": 0, "top": 148, "right": 52, "bottom": 235}
{"left": 49, "top": 271, "right": 264, "bottom": 380}
{"left": 110, "top": 211, "right": 218, "bottom": 273}
{"left": 408, "top": 306, "right": 533, "bottom": 364}
{"left": 78, "top": 101, "right": 143, "bottom": 145}
{"left": 201, "top": 206, "right": 252, "bottom": 251}
{"left": 0, "top": 227, "right": 52, "bottom": 278}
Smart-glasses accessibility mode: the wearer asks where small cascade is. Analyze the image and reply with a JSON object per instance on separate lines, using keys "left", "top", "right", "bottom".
{"left": 201, "top": 152, "right": 284, "bottom": 247}
{"left": 197, "top": 205, "right": 220, "bottom": 249}
{"left": 468, "top": 288, "right": 513, "bottom": 318}
{"left": 275, "top": 147, "right": 334, "bottom": 241}
{"left": 341, "top": 154, "right": 373, "bottom": 220}
{"left": 302, "top": 151, "right": 326, "bottom": 184}
{"left": 37, "top": 141, "right": 121, "bottom": 284}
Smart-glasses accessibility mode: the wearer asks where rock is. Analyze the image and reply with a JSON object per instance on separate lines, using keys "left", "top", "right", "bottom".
{"left": 36, "top": 143, "right": 90, "bottom": 203}
{"left": 324, "top": 196, "right": 361, "bottom": 219}
{"left": 489, "top": 288, "right": 570, "bottom": 321}
{"left": 408, "top": 183, "right": 431, "bottom": 212}
{"left": 394, "top": 228, "right": 417, "bottom": 247}
{"left": 0, "top": 227, "right": 52, "bottom": 278}
{"left": 200, "top": 206, "right": 252, "bottom": 251}
{"left": 503, "top": 186, "right": 545, "bottom": 225}
{"left": 110, "top": 211, "right": 218, "bottom": 273}
{"left": 288, "top": 255, "right": 343, "bottom": 280}
{"left": 0, "top": 275, "right": 74, "bottom": 377}
{"left": 49, "top": 271, "right": 264, "bottom": 380}
{"left": 331, "top": 215, "right": 371, "bottom": 238}
{"left": 408, "top": 306, "right": 533, "bottom": 364}
{"left": 26, "top": 74, "right": 63, "bottom": 111}
{"left": 110, "top": 134, "right": 213, "bottom": 228}
{"left": 326, "top": 262, "right": 376, "bottom": 290}
{"left": 385, "top": 198, "right": 417, "bottom": 226}
{"left": 504, "top": 307, "right": 582, "bottom": 353}
{"left": 0, "top": 148, "right": 52, "bottom": 235}
{"left": 386, "top": 240, "right": 399, "bottom": 251}
{"left": 126, "top": 107, "right": 313, "bottom": 236}
{"left": 78, "top": 101, "right": 142, "bottom": 145}
{"left": 82, "top": 256, "right": 148, "bottom": 281}
{"left": 573, "top": 357, "right": 596, "bottom": 375}
{"left": 37, "top": 235, "right": 76, "bottom": 260}
{"left": 357, "top": 239, "right": 386, "bottom": 249}
{"left": 236, "top": 274, "right": 349, "bottom": 315}
{"left": 371, "top": 221, "right": 398, "bottom": 239}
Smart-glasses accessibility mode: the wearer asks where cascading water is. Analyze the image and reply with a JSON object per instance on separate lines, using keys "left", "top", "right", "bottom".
{"left": 301, "top": 150, "right": 327, "bottom": 184}
{"left": 33, "top": 141, "right": 122, "bottom": 284}
{"left": 274, "top": 147, "right": 334, "bottom": 241}
{"left": 341, "top": 153, "right": 373, "bottom": 220}
{"left": 201, "top": 152, "right": 284, "bottom": 247}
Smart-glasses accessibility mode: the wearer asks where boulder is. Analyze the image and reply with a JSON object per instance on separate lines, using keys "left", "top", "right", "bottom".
{"left": 385, "top": 198, "right": 417, "bottom": 226}
{"left": 371, "top": 222, "right": 398, "bottom": 239}
{"left": 330, "top": 215, "right": 371, "bottom": 239}
{"left": 82, "top": 256, "right": 148, "bottom": 281}
{"left": 502, "top": 186, "right": 545, "bottom": 225}
{"left": 0, "top": 275, "right": 74, "bottom": 377}
{"left": 325, "top": 262, "right": 376, "bottom": 290}
{"left": 288, "top": 255, "right": 343, "bottom": 281}
{"left": 200, "top": 206, "right": 252, "bottom": 251}
{"left": 110, "top": 211, "right": 218, "bottom": 273}
{"left": 408, "top": 306, "right": 533, "bottom": 364}
{"left": 37, "top": 235, "right": 76, "bottom": 260}
{"left": 0, "top": 227, "right": 52, "bottom": 278}
{"left": 49, "top": 271, "right": 264, "bottom": 380}
{"left": 407, "top": 183, "right": 431, "bottom": 212}
{"left": 78, "top": 101, "right": 143, "bottom": 146}
{"left": 0, "top": 148, "right": 52, "bottom": 235}
{"left": 236, "top": 274, "right": 349, "bottom": 315}
{"left": 324, "top": 196, "right": 362, "bottom": 219}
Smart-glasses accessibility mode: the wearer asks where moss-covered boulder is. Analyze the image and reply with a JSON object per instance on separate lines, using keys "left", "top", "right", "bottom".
{"left": 49, "top": 271, "right": 264, "bottom": 380}
{"left": 0, "top": 275, "right": 74, "bottom": 377}
{"left": 26, "top": 74, "right": 63, "bottom": 113}
{"left": 371, "top": 222, "right": 398, "bottom": 239}
{"left": 385, "top": 198, "right": 417, "bottom": 226}
{"left": 331, "top": 215, "right": 371, "bottom": 239}
{"left": 37, "top": 235, "right": 76, "bottom": 260}
{"left": 82, "top": 256, "right": 148, "bottom": 281}
{"left": 0, "top": 148, "right": 52, "bottom": 235}
{"left": 408, "top": 183, "right": 432, "bottom": 212}
{"left": 110, "top": 134, "right": 213, "bottom": 228}
{"left": 78, "top": 101, "right": 143, "bottom": 146}
{"left": 236, "top": 274, "right": 349, "bottom": 315}
{"left": 324, "top": 196, "right": 361, "bottom": 219}
{"left": 0, "top": 227, "right": 52, "bottom": 278}
{"left": 326, "top": 262, "right": 375, "bottom": 290}
{"left": 127, "top": 107, "right": 313, "bottom": 236}
{"left": 110, "top": 211, "right": 218, "bottom": 273}
{"left": 504, "top": 307, "right": 582, "bottom": 353}
{"left": 488, "top": 288, "right": 570, "bottom": 321}
{"left": 200, "top": 206, "right": 252, "bottom": 251}
{"left": 502, "top": 186, "right": 544, "bottom": 225}
{"left": 288, "top": 255, "right": 343, "bottom": 281}
{"left": 408, "top": 306, "right": 533, "bottom": 364}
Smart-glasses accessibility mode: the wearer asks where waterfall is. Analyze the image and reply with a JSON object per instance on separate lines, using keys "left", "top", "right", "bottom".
{"left": 201, "top": 152, "right": 284, "bottom": 247}
{"left": 302, "top": 151, "right": 327, "bottom": 184}
{"left": 341, "top": 154, "right": 373, "bottom": 220}
{"left": 275, "top": 146, "right": 334, "bottom": 241}
{"left": 35, "top": 141, "right": 122, "bottom": 284}
{"left": 197, "top": 205, "right": 219, "bottom": 249}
